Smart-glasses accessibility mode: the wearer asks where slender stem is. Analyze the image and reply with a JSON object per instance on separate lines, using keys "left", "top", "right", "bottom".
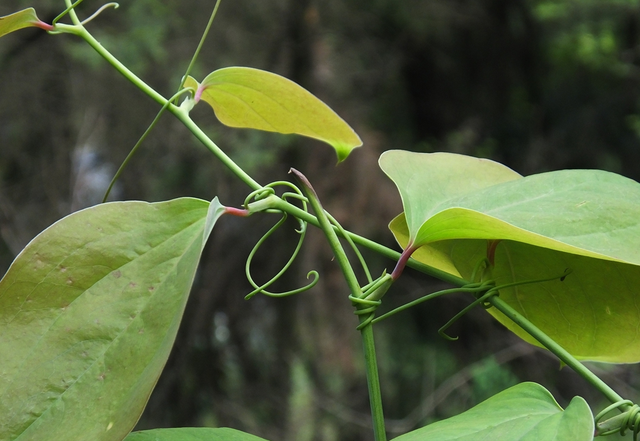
{"left": 172, "top": 111, "right": 262, "bottom": 190}
{"left": 55, "top": 23, "right": 167, "bottom": 107}
{"left": 54, "top": 22, "right": 261, "bottom": 191}
{"left": 267, "top": 197, "right": 467, "bottom": 286}
{"left": 57, "top": 14, "right": 462, "bottom": 285}
{"left": 360, "top": 324, "right": 386, "bottom": 441}
{"left": 178, "top": 0, "right": 223, "bottom": 92}
{"left": 49, "top": 3, "right": 628, "bottom": 432}
{"left": 372, "top": 284, "right": 486, "bottom": 324}
{"left": 103, "top": 90, "right": 190, "bottom": 202}
{"left": 292, "top": 169, "right": 387, "bottom": 441}
{"left": 63, "top": 0, "right": 83, "bottom": 26}
{"left": 488, "top": 296, "right": 625, "bottom": 405}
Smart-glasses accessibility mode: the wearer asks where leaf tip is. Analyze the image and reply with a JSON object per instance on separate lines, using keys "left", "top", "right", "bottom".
{"left": 332, "top": 135, "right": 363, "bottom": 164}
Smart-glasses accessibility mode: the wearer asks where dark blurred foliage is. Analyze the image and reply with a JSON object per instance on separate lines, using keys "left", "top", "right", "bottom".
{"left": 2, "top": 0, "right": 640, "bottom": 440}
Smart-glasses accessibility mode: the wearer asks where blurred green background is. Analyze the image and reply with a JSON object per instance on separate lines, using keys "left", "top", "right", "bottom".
{"left": 2, "top": 0, "right": 640, "bottom": 439}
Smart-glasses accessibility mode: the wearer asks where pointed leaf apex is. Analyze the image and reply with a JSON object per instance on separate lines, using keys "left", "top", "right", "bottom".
{"left": 188, "top": 67, "right": 363, "bottom": 162}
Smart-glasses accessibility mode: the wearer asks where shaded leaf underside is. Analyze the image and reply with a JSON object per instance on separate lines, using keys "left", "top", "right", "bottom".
{"left": 382, "top": 150, "right": 640, "bottom": 362}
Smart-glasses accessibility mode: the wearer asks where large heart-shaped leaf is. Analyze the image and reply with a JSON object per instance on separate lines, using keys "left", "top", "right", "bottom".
{"left": 392, "top": 382, "right": 593, "bottom": 441}
{"left": 124, "top": 427, "right": 270, "bottom": 441}
{"left": 0, "top": 197, "right": 225, "bottom": 441}
{"left": 0, "top": 8, "right": 52, "bottom": 38}
{"left": 381, "top": 150, "right": 640, "bottom": 362}
{"left": 184, "top": 67, "right": 362, "bottom": 162}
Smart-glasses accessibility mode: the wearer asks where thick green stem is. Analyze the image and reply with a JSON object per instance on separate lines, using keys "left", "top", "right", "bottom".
{"left": 291, "top": 169, "right": 387, "bottom": 441}
{"left": 488, "top": 296, "right": 625, "bottom": 405}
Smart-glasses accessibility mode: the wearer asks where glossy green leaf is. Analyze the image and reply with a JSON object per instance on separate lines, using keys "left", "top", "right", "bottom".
{"left": 184, "top": 67, "right": 362, "bottom": 162}
{"left": 382, "top": 150, "right": 640, "bottom": 362}
{"left": 124, "top": 427, "right": 270, "bottom": 441}
{"left": 0, "top": 8, "right": 52, "bottom": 38}
{"left": 392, "top": 382, "right": 593, "bottom": 441}
{"left": 0, "top": 197, "right": 225, "bottom": 441}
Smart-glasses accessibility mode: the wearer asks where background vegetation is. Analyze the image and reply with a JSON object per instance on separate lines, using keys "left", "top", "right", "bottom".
{"left": 2, "top": 0, "right": 640, "bottom": 439}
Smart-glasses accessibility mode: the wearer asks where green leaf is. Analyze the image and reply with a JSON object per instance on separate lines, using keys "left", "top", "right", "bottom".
{"left": 382, "top": 150, "right": 640, "bottom": 362}
{"left": 124, "top": 427, "right": 270, "bottom": 441}
{"left": 0, "top": 8, "right": 53, "bottom": 38}
{"left": 0, "top": 197, "right": 225, "bottom": 441}
{"left": 391, "top": 382, "right": 593, "bottom": 441}
{"left": 381, "top": 150, "right": 522, "bottom": 242}
{"left": 184, "top": 67, "right": 362, "bottom": 162}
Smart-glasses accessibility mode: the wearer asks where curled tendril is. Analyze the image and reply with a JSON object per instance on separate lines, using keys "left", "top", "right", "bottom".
{"left": 244, "top": 186, "right": 276, "bottom": 208}
{"left": 52, "top": 0, "right": 118, "bottom": 27}
{"left": 346, "top": 274, "right": 392, "bottom": 330}
{"left": 244, "top": 184, "right": 319, "bottom": 299}
{"left": 596, "top": 400, "right": 640, "bottom": 440}
{"left": 80, "top": 3, "right": 119, "bottom": 25}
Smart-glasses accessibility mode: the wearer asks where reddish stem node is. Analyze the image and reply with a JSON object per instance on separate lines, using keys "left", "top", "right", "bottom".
{"left": 33, "top": 20, "right": 54, "bottom": 31}
{"left": 391, "top": 245, "right": 418, "bottom": 281}
{"left": 486, "top": 239, "right": 501, "bottom": 266}
{"left": 224, "top": 207, "right": 250, "bottom": 217}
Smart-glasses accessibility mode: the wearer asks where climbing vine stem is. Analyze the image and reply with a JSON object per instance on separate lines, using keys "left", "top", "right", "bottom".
{"left": 487, "top": 296, "right": 625, "bottom": 406}
{"left": 291, "top": 168, "right": 387, "bottom": 441}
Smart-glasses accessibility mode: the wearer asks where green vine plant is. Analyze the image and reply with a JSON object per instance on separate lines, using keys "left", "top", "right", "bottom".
{"left": 2, "top": 2, "right": 640, "bottom": 441}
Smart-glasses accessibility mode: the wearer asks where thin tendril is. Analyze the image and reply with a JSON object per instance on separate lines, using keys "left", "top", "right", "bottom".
{"left": 349, "top": 295, "right": 381, "bottom": 330}
{"left": 438, "top": 286, "right": 499, "bottom": 340}
{"left": 53, "top": 0, "right": 86, "bottom": 25}
{"left": 438, "top": 268, "right": 572, "bottom": 340}
{"left": 596, "top": 400, "right": 640, "bottom": 439}
{"left": 244, "top": 212, "right": 316, "bottom": 298}
{"left": 346, "top": 273, "right": 395, "bottom": 330}
{"left": 244, "top": 185, "right": 318, "bottom": 299}
{"left": 372, "top": 282, "right": 491, "bottom": 325}
{"left": 102, "top": 89, "right": 192, "bottom": 203}
{"left": 244, "top": 187, "right": 275, "bottom": 207}
{"left": 177, "top": 0, "right": 223, "bottom": 96}
{"left": 326, "top": 212, "right": 373, "bottom": 284}
{"left": 80, "top": 3, "right": 119, "bottom": 26}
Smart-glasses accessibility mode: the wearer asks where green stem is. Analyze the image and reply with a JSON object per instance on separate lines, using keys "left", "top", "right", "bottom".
{"left": 178, "top": 0, "right": 223, "bottom": 92}
{"left": 171, "top": 111, "right": 261, "bottom": 190}
{"left": 266, "top": 196, "right": 466, "bottom": 286}
{"left": 57, "top": 13, "right": 461, "bottom": 285}
{"left": 55, "top": 24, "right": 167, "bottom": 106}
{"left": 360, "top": 324, "right": 386, "bottom": 441}
{"left": 488, "top": 296, "right": 625, "bottom": 405}
{"left": 54, "top": 22, "right": 261, "bottom": 191}
{"left": 51, "top": 3, "right": 627, "bottom": 431}
{"left": 291, "top": 169, "right": 387, "bottom": 441}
